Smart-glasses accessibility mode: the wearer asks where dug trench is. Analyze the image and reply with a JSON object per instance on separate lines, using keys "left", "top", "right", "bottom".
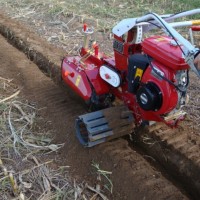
{"left": 0, "top": 12, "right": 200, "bottom": 199}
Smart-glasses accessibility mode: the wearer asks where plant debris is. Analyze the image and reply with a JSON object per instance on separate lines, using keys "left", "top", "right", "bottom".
{"left": 0, "top": 76, "right": 108, "bottom": 199}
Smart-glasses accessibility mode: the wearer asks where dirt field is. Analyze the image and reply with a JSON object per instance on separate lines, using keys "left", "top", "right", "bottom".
{"left": 0, "top": 1, "right": 200, "bottom": 200}
{"left": 0, "top": 33, "right": 189, "bottom": 200}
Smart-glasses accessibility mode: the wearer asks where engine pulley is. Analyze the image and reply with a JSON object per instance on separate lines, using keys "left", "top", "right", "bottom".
{"left": 100, "top": 65, "right": 121, "bottom": 87}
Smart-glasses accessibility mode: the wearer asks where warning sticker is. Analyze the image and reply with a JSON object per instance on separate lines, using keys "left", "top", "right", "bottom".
{"left": 135, "top": 68, "right": 143, "bottom": 79}
{"left": 155, "top": 37, "right": 166, "bottom": 42}
{"left": 75, "top": 75, "right": 81, "bottom": 87}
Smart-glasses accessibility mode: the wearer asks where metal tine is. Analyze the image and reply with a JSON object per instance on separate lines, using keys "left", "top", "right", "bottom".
{"left": 89, "top": 130, "right": 113, "bottom": 141}
{"left": 86, "top": 118, "right": 108, "bottom": 128}
{"left": 87, "top": 124, "right": 110, "bottom": 135}
{"left": 79, "top": 110, "right": 104, "bottom": 122}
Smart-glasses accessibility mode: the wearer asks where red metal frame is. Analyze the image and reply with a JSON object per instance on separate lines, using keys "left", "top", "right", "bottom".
{"left": 61, "top": 28, "right": 190, "bottom": 126}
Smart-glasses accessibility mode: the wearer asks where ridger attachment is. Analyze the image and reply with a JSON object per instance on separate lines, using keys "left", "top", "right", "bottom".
{"left": 61, "top": 9, "right": 200, "bottom": 147}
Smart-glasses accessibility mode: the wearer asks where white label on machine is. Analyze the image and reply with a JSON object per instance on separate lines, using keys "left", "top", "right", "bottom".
{"left": 99, "top": 65, "right": 121, "bottom": 87}
{"left": 135, "top": 25, "right": 143, "bottom": 44}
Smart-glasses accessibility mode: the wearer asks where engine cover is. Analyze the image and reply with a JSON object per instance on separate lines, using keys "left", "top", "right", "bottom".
{"left": 138, "top": 60, "right": 179, "bottom": 118}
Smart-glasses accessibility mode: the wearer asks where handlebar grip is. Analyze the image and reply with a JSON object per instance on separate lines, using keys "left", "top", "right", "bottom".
{"left": 191, "top": 26, "right": 200, "bottom": 31}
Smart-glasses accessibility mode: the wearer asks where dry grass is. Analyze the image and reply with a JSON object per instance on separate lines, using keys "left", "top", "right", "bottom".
{"left": 0, "top": 0, "right": 199, "bottom": 56}
{"left": 92, "top": 162, "right": 113, "bottom": 195}
{"left": 0, "top": 0, "right": 196, "bottom": 24}
{"left": 0, "top": 78, "right": 108, "bottom": 199}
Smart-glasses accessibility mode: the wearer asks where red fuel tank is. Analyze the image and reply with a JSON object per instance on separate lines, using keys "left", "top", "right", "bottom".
{"left": 142, "top": 36, "right": 189, "bottom": 70}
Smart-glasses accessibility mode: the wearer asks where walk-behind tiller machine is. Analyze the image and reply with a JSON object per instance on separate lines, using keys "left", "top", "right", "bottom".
{"left": 61, "top": 9, "right": 200, "bottom": 147}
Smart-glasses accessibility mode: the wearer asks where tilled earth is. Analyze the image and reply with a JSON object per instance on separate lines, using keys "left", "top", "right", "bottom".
{"left": 0, "top": 33, "right": 188, "bottom": 200}
{"left": 0, "top": 10, "right": 200, "bottom": 200}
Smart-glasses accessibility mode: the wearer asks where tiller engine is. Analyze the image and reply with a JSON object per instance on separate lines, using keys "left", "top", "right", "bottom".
{"left": 61, "top": 9, "right": 200, "bottom": 147}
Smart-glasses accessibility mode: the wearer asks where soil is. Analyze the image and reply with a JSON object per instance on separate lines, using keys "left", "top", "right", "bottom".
{"left": 0, "top": 26, "right": 188, "bottom": 200}
{"left": 0, "top": 11, "right": 200, "bottom": 200}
